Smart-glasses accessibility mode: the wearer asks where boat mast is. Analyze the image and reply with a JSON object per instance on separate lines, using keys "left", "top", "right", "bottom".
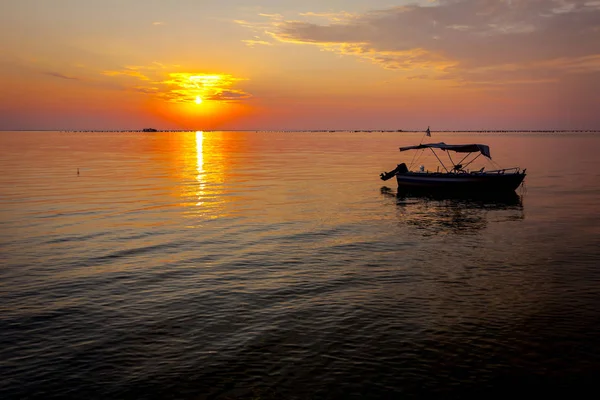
{"left": 419, "top": 126, "right": 431, "bottom": 145}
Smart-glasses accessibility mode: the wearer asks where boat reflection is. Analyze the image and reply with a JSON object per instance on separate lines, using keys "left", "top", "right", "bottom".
{"left": 381, "top": 187, "right": 525, "bottom": 235}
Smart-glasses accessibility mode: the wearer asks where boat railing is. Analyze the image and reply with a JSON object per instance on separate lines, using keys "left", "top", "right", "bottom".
{"left": 484, "top": 167, "right": 521, "bottom": 174}
{"left": 408, "top": 167, "right": 523, "bottom": 175}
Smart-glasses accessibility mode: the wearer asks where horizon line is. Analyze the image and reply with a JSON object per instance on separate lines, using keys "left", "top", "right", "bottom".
{"left": 2, "top": 129, "right": 600, "bottom": 133}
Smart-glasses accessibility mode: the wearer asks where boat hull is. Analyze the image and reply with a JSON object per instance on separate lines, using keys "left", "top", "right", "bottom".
{"left": 396, "top": 172, "right": 525, "bottom": 193}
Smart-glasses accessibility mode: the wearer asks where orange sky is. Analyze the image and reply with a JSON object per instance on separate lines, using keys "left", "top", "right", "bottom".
{"left": 1, "top": 0, "right": 599, "bottom": 130}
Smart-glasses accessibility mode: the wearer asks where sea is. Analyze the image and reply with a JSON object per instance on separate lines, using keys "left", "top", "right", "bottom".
{"left": 1, "top": 130, "right": 600, "bottom": 399}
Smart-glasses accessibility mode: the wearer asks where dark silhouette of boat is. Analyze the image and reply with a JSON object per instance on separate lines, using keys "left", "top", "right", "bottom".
{"left": 142, "top": 128, "right": 158, "bottom": 132}
{"left": 381, "top": 142, "right": 526, "bottom": 193}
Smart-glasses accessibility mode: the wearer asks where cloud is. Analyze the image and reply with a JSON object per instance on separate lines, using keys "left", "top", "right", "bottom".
{"left": 131, "top": 86, "right": 160, "bottom": 94}
{"left": 208, "top": 90, "right": 252, "bottom": 101}
{"left": 241, "top": 0, "right": 600, "bottom": 86}
{"left": 102, "top": 68, "right": 150, "bottom": 81}
{"left": 242, "top": 39, "right": 273, "bottom": 47}
{"left": 44, "top": 71, "right": 80, "bottom": 80}
{"left": 101, "top": 63, "right": 176, "bottom": 81}
{"left": 407, "top": 74, "right": 430, "bottom": 80}
{"left": 158, "top": 73, "right": 251, "bottom": 103}
{"left": 153, "top": 21, "right": 165, "bottom": 26}
{"left": 258, "top": 13, "right": 284, "bottom": 20}
{"left": 298, "top": 11, "right": 358, "bottom": 22}
{"left": 234, "top": 18, "right": 274, "bottom": 33}
{"left": 102, "top": 66, "right": 252, "bottom": 103}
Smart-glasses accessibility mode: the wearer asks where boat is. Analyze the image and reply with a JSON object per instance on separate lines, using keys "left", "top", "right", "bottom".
{"left": 142, "top": 128, "right": 158, "bottom": 132}
{"left": 380, "top": 142, "right": 526, "bottom": 193}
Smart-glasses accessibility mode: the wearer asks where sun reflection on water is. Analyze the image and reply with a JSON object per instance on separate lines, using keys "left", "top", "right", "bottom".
{"left": 195, "top": 131, "right": 205, "bottom": 206}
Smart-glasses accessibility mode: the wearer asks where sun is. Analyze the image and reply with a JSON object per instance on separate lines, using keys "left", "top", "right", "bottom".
{"left": 195, "top": 96, "right": 203, "bottom": 105}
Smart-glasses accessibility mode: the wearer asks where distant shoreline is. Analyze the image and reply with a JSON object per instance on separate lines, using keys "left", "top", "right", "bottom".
{"left": 3, "top": 129, "right": 599, "bottom": 133}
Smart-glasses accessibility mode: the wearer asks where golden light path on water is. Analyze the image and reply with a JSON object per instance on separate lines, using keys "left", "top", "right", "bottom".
{"left": 195, "top": 131, "right": 205, "bottom": 206}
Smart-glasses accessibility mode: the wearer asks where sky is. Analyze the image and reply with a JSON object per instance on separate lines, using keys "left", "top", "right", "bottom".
{"left": 1, "top": 0, "right": 599, "bottom": 130}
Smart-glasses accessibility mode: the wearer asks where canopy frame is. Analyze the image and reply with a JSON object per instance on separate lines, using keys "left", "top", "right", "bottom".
{"left": 400, "top": 142, "right": 492, "bottom": 173}
{"left": 430, "top": 148, "right": 449, "bottom": 173}
{"left": 399, "top": 142, "right": 492, "bottom": 159}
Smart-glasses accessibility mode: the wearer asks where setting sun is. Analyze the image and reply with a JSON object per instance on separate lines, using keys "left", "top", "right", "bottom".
{"left": 195, "top": 96, "right": 202, "bottom": 105}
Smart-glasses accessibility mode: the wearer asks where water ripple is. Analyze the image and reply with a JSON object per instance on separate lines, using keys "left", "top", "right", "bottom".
{"left": 1, "top": 131, "right": 600, "bottom": 399}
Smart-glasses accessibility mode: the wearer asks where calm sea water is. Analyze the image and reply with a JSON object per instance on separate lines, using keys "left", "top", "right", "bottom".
{"left": 1, "top": 131, "right": 600, "bottom": 399}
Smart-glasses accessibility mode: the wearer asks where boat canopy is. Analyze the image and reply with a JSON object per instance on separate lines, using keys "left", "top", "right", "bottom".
{"left": 399, "top": 142, "right": 492, "bottom": 159}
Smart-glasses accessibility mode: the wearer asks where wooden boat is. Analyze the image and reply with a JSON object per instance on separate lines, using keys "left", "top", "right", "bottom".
{"left": 380, "top": 142, "right": 526, "bottom": 193}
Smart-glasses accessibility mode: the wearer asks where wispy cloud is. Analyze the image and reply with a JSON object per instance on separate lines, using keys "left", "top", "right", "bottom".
{"left": 238, "top": 0, "right": 600, "bottom": 87}
{"left": 298, "top": 11, "right": 357, "bottom": 22}
{"left": 258, "top": 13, "right": 284, "bottom": 20}
{"left": 153, "top": 21, "right": 164, "bottom": 26}
{"left": 102, "top": 66, "right": 251, "bottom": 103}
{"left": 234, "top": 18, "right": 273, "bottom": 33}
{"left": 101, "top": 62, "right": 175, "bottom": 81}
{"left": 158, "top": 73, "right": 251, "bottom": 103}
{"left": 44, "top": 71, "right": 80, "bottom": 80}
{"left": 103, "top": 68, "right": 150, "bottom": 80}
{"left": 242, "top": 39, "right": 273, "bottom": 47}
